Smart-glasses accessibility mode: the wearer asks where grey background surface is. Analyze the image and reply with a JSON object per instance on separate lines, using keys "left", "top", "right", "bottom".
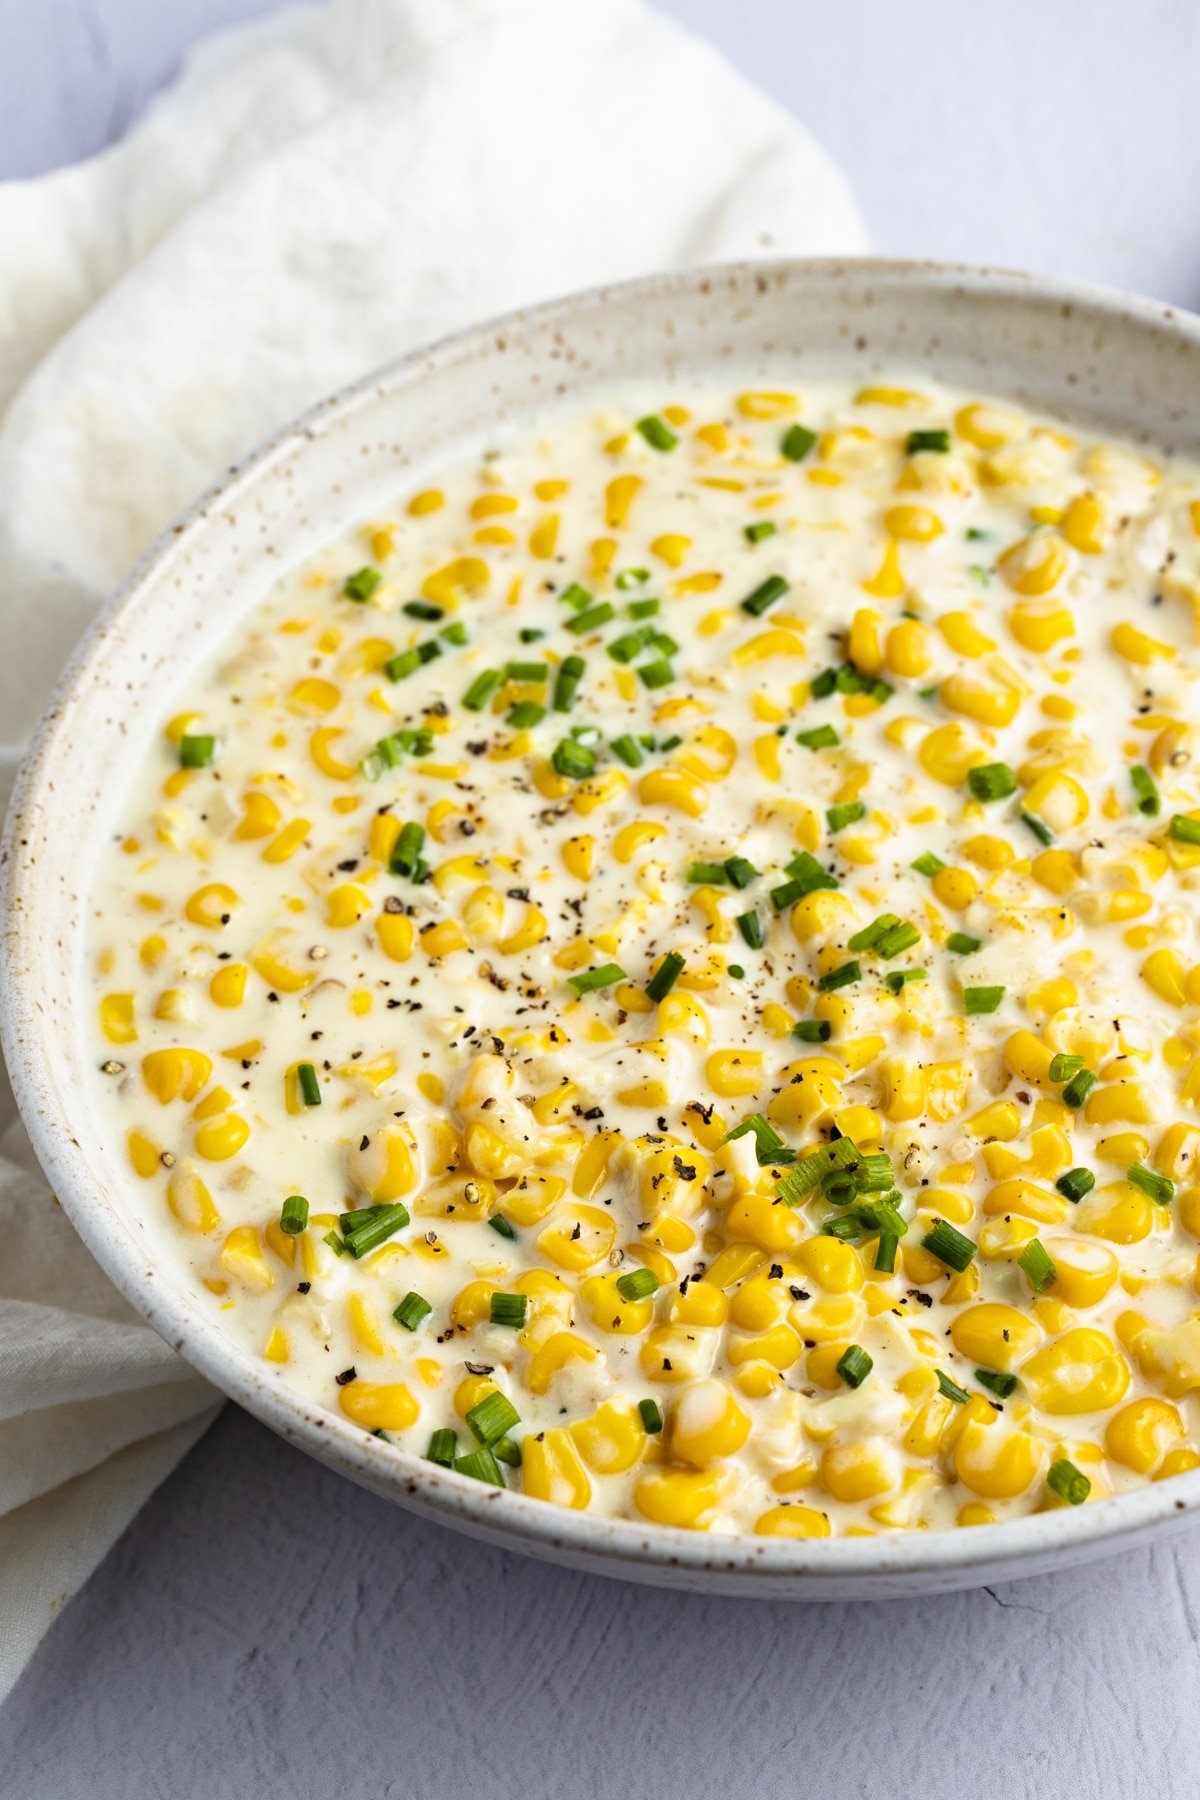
{"left": 2, "top": 2, "right": 1200, "bottom": 1796}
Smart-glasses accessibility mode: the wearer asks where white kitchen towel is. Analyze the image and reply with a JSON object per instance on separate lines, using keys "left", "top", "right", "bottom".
{"left": 0, "top": 0, "right": 866, "bottom": 1700}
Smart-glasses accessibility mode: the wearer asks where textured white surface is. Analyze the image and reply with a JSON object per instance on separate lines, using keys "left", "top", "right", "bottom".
{"left": 2, "top": 0, "right": 1200, "bottom": 1794}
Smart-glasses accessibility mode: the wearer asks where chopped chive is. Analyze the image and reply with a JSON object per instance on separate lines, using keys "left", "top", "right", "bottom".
{"left": 296, "top": 1062, "right": 322, "bottom": 1107}
{"left": 937, "top": 1369, "right": 970, "bottom": 1405}
{"left": 796, "top": 724, "right": 840, "bottom": 750}
{"left": 906, "top": 428, "right": 951, "bottom": 454}
{"left": 384, "top": 649, "right": 421, "bottom": 681}
{"left": 744, "top": 520, "right": 777, "bottom": 544}
{"left": 519, "top": 627, "right": 546, "bottom": 643}
{"left": 1169, "top": 814, "right": 1200, "bottom": 845}
{"left": 875, "top": 1230, "right": 900, "bottom": 1274}
{"left": 505, "top": 659, "right": 549, "bottom": 684}
{"left": 819, "top": 960, "right": 860, "bottom": 992}
{"left": 1061, "top": 1068, "right": 1097, "bottom": 1108}
{"left": 415, "top": 638, "right": 443, "bottom": 665}
{"left": 809, "top": 667, "right": 838, "bottom": 699}
{"left": 440, "top": 621, "right": 468, "bottom": 647}
{"left": 279, "top": 1194, "right": 309, "bottom": 1235}
{"left": 728, "top": 963, "right": 746, "bottom": 979}
{"left": 975, "top": 1367, "right": 1017, "bottom": 1400}
{"left": 946, "top": 932, "right": 982, "bottom": 955}
{"left": 886, "top": 967, "right": 927, "bottom": 994}
{"left": 616, "top": 1268, "right": 659, "bottom": 1302}
{"left": 781, "top": 422, "right": 818, "bottom": 462}
{"left": 824, "top": 1170, "right": 859, "bottom": 1207}
{"left": 627, "top": 597, "right": 660, "bottom": 619}
{"left": 342, "top": 1203, "right": 410, "bottom": 1259}
{"left": 467, "top": 1390, "right": 521, "bottom": 1446}
{"left": 343, "top": 566, "right": 381, "bottom": 602}
{"left": 1021, "top": 811, "right": 1055, "bottom": 846}
{"left": 559, "top": 582, "right": 592, "bottom": 611}
{"left": 921, "top": 1218, "right": 976, "bottom": 1272}
{"left": 727, "top": 1112, "right": 786, "bottom": 1165}
{"left": 636, "top": 414, "right": 678, "bottom": 451}
{"left": 771, "top": 852, "right": 839, "bottom": 909}
{"left": 827, "top": 801, "right": 866, "bottom": 833}
{"left": 404, "top": 599, "right": 443, "bottom": 620}
{"left": 393, "top": 1291, "right": 432, "bottom": 1332}
{"left": 1128, "top": 1162, "right": 1174, "bottom": 1206}
{"left": 607, "top": 629, "right": 650, "bottom": 664}
{"left": 1048, "top": 1052, "right": 1085, "bottom": 1083}
{"left": 823, "top": 1215, "right": 861, "bottom": 1240}
{"left": 489, "top": 1292, "right": 529, "bottom": 1328}
{"left": 179, "top": 734, "right": 216, "bottom": 769}
{"left": 1056, "top": 1166, "right": 1095, "bottom": 1203}
{"left": 741, "top": 574, "right": 790, "bottom": 617}
{"left": 876, "top": 921, "right": 921, "bottom": 960}
{"left": 967, "top": 762, "right": 1017, "bottom": 802}
{"left": 687, "top": 860, "right": 729, "bottom": 884}
{"left": 389, "top": 820, "right": 425, "bottom": 877}
{"left": 911, "top": 851, "right": 946, "bottom": 877}
{"left": 552, "top": 654, "right": 585, "bottom": 711}
{"left": 1018, "top": 1238, "right": 1057, "bottom": 1293}
{"left": 492, "top": 1437, "right": 522, "bottom": 1469}
{"left": 792, "top": 1019, "right": 831, "bottom": 1043}
{"left": 507, "top": 700, "right": 546, "bottom": 729}
{"left": 462, "top": 668, "right": 504, "bottom": 711}
{"left": 963, "top": 986, "right": 1005, "bottom": 1015}
{"left": 849, "top": 913, "right": 900, "bottom": 952}
{"left": 856, "top": 1197, "right": 905, "bottom": 1238}
{"left": 568, "top": 962, "right": 625, "bottom": 995}
{"left": 489, "top": 1213, "right": 518, "bottom": 1241}
{"left": 615, "top": 567, "right": 651, "bottom": 590}
{"left": 1047, "top": 1458, "right": 1091, "bottom": 1506}
{"left": 723, "top": 855, "right": 759, "bottom": 889}
{"left": 737, "top": 910, "right": 765, "bottom": 949}
{"left": 610, "top": 733, "right": 645, "bottom": 768}
{"left": 836, "top": 1345, "right": 873, "bottom": 1388}
{"left": 776, "top": 1138, "right": 862, "bottom": 1207}
{"left": 856, "top": 1152, "right": 896, "bottom": 1193}
{"left": 1130, "top": 765, "right": 1160, "bottom": 816}
{"left": 323, "top": 1229, "right": 347, "bottom": 1257}
{"left": 639, "top": 1398, "right": 664, "bottom": 1434}
{"left": 552, "top": 737, "right": 596, "bottom": 780}
{"left": 567, "top": 602, "right": 616, "bottom": 635}
{"left": 454, "top": 1449, "right": 505, "bottom": 1487}
{"left": 426, "top": 1427, "right": 458, "bottom": 1466}
{"left": 645, "top": 952, "right": 685, "bottom": 1002}
{"left": 638, "top": 657, "right": 675, "bottom": 689}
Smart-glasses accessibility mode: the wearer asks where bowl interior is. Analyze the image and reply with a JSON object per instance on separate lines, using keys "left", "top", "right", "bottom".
{"left": 6, "top": 259, "right": 1200, "bottom": 1595}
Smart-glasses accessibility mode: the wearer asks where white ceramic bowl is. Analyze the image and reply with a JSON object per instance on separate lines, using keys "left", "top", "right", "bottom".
{"left": 6, "top": 259, "right": 1200, "bottom": 1598}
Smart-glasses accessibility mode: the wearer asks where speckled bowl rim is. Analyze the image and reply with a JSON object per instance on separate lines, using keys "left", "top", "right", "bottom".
{"left": 6, "top": 258, "right": 1200, "bottom": 1597}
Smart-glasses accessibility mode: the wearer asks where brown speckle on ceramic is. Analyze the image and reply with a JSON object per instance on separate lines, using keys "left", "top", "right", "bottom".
{"left": 5, "top": 259, "right": 1200, "bottom": 1599}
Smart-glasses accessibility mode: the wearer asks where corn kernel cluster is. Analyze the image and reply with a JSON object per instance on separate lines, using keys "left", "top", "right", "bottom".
{"left": 89, "top": 376, "right": 1200, "bottom": 1536}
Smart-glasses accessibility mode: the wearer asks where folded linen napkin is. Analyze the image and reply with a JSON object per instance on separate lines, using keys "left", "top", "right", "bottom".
{"left": 0, "top": 0, "right": 866, "bottom": 1699}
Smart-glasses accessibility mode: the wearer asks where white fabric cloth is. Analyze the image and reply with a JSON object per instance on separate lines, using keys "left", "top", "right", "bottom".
{"left": 0, "top": 0, "right": 866, "bottom": 1699}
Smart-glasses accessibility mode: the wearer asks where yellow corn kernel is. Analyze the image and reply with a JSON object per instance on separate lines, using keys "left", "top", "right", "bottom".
{"left": 940, "top": 671, "right": 1020, "bottom": 729}
{"left": 950, "top": 1303, "right": 1043, "bottom": 1371}
{"left": 1084, "top": 1081, "right": 1158, "bottom": 1127}
{"left": 570, "top": 1400, "right": 646, "bottom": 1475}
{"left": 184, "top": 882, "right": 239, "bottom": 930}
{"left": 884, "top": 618, "right": 935, "bottom": 678}
{"left": 1073, "top": 1182, "right": 1154, "bottom": 1243}
{"left": 820, "top": 1438, "right": 899, "bottom": 1504}
{"left": 127, "top": 1129, "right": 161, "bottom": 1179}
{"left": 194, "top": 1112, "right": 249, "bottom": 1162}
{"left": 99, "top": 993, "right": 137, "bottom": 1045}
{"left": 374, "top": 911, "right": 414, "bottom": 963}
{"left": 637, "top": 767, "right": 708, "bottom": 818}
{"left": 537, "top": 1205, "right": 616, "bottom": 1273}
{"left": 788, "top": 1292, "right": 866, "bottom": 1345}
{"left": 797, "top": 1236, "right": 865, "bottom": 1295}
{"left": 1105, "top": 1397, "right": 1185, "bottom": 1474}
{"left": 956, "top": 402, "right": 1021, "bottom": 449}
{"left": 219, "top": 1224, "right": 274, "bottom": 1292}
{"left": 1020, "top": 1329, "right": 1129, "bottom": 1415}
{"left": 1000, "top": 531, "right": 1068, "bottom": 595}
{"left": 885, "top": 504, "right": 944, "bottom": 543}
{"left": 526, "top": 1332, "right": 599, "bottom": 1397}
{"left": 1112, "top": 621, "right": 1175, "bottom": 665}
{"left": 670, "top": 1379, "right": 751, "bottom": 1467}
{"left": 338, "top": 1382, "right": 419, "bottom": 1433}
{"left": 754, "top": 1505, "right": 831, "bottom": 1538}
{"left": 634, "top": 1468, "right": 721, "bottom": 1530}
{"left": 605, "top": 474, "right": 642, "bottom": 528}
{"left": 919, "top": 721, "right": 985, "bottom": 787}
{"left": 142, "top": 1047, "right": 212, "bottom": 1105}
{"left": 348, "top": 1291, "right": 386, "bottom": 1358}
{"left": 706, "top": 1049, "right": 764, "bottom": 1099}
{"left": 953, "top": 1418, "right": 1043, "bottom": 1499}
{"left": 166, "top": 1166, "right": 219, "bottom": 1234}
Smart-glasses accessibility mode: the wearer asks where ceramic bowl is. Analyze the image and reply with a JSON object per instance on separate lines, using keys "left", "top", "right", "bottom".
{"left": 6, "top": 259, "right": 1200, "bottom": 1597}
